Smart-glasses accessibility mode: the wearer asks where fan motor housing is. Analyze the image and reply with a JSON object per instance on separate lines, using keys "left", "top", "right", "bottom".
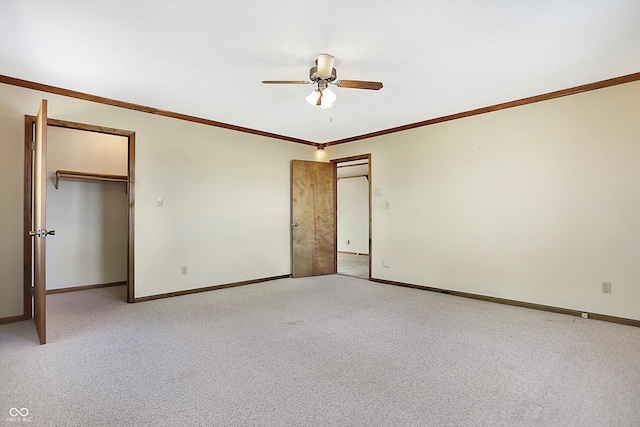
{"left": 309, "top": 66, "right": 337, "bottom": 83}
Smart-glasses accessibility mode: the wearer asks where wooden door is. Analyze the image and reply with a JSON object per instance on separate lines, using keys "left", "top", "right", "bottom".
{"left": 291, "top": 160, "right": 336, "bottom": 277}
{"left": 31, "top": 99, "right": 49, "bottom": 345}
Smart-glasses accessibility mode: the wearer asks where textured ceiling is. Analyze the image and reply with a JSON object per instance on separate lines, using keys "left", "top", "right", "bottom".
{"left": 1, "top": 0, "right": 639, "bottom": 144}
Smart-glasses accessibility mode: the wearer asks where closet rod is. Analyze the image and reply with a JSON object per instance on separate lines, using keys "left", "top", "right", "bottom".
{"left": 55, "top": 170, "right": 128, "bottom": 189}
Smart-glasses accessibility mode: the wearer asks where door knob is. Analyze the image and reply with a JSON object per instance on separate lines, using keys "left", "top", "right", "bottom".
{"left": 28, "top": 230, "right": 56, "bottom": 237}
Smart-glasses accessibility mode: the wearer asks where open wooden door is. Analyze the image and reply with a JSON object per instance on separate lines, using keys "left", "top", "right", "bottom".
{"left": 291, "top": 160, "right": 336, "bottom": 277}
{"left": 30, "top": 99, "right": 51, "bottom": 345}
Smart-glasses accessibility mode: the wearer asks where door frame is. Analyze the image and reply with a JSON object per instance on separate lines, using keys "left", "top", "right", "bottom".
{"left": 330, "top": 154, "right": 372, "bottom": 280}
{"left": 23, "top": 115, "right": 136, "bottom": 316}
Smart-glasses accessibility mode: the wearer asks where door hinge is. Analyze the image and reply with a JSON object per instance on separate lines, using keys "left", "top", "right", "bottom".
{"left": 30, "top": 286, "right": 34, "bottom": 296}
{"left": 31, "top": 140, "right": 35, "bottom": 151}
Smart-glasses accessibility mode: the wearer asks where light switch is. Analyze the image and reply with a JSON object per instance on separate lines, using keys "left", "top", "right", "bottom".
{"left": 375, "top": 188, "right": 383, "bottom": 196}
{"left": 156, "top": 197, "right": 164, "bottom": 207}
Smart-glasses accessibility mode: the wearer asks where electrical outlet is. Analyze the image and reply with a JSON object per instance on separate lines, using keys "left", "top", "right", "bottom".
{"left": 602, "top": 282, "right": 611, "bottom": 294}
{"left": 383, "top": 259, "right": 390, "bottom": 267}
{"left": 181, "top": 265, "right": 187, "bottom": 275}
{"left": 581, "top": 313, "right": 589, "bottom": 319}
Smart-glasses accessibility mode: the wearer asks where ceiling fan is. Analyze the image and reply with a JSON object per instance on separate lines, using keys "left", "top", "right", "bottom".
{"left": 262, "top": 54, "right": 383, "bottom": 109}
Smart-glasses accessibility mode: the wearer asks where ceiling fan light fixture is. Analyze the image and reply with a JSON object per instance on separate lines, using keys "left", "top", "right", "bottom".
{"left": 306, "top": 87, "right": 336, "bottom": 109}
{"left": 320, "top": 100, "right": 333, "bottom": 109}
{"left": 306, "top": 89, "right": 321, "bottom": 106}
{"left": 320, "top": 88, "right": 336, "bottom": 109}
{"left": 316, "top": 54, "right": 335, "bottom": 78}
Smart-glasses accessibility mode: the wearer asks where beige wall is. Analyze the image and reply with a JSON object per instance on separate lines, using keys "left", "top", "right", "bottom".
{"left": 327, "top": 81, "right": 640, "bottom": 321}
{"left": 2, "top": 80, "right": 638, "bottom": 322}
{"left": 0, "top": 83, "right": 316, "bottom": 317}
{"left": 337, "top": 176, "right": 369, "bottom": 254}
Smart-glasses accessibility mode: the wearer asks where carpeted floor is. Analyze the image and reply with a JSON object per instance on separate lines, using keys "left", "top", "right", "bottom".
{"left": 1, "top": 275, "right": 639, "bottom": 426}
{"left": 337, "top": 252, "right": 369, "bottom": 279}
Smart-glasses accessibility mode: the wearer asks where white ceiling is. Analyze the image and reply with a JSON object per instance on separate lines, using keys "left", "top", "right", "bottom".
{"left": 1, "top": 0, "right": 638, "bottom": 144}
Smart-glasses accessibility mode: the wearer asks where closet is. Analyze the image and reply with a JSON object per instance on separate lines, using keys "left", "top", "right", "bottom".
{"left": 45, "top": 126, "right": 128, "bottom": 293}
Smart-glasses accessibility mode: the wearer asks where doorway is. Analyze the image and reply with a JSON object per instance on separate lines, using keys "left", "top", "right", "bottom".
{"left": 332, "top": 155, "right": 371, "bottom": 280}
{"left": 23, "top": 114, "right": 136, "bottom": 338}
{"left": 46, "top": 126, "right": 129, "bottom": 295}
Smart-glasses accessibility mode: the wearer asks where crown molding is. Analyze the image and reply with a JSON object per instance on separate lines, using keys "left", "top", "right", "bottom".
{"left": 3, "top": 72, "right": 638, "bottom": 147}
{"left": 0, "top": 75, "right": 316, "bottom": 146}
{"left": 325, "top": 72, "right": 640, "bottom": 146}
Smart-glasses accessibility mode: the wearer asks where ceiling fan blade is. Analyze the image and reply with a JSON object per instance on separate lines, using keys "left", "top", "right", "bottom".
{"left": 261, "top": 80, "right": 311, "bottom": 85}
{"left": 335, "top": 80, "right": 383, "bottom": 90}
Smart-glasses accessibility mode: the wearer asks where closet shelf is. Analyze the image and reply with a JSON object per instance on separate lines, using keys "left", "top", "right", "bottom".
{"left": 55, "top": 170, "right": 128, "bottom": 189}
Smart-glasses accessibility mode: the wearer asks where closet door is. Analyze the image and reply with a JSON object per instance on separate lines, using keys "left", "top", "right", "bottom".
{"left": 30, "top": 99, "right": 51, "bottom": 345}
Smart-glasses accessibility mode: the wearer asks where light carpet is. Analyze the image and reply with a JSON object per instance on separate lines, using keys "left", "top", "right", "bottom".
{"left": 1, "top": 275, "right": 639, "bottom": 426}
{"left": 337, "top": 252, "right": 369, "bottom": 279}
